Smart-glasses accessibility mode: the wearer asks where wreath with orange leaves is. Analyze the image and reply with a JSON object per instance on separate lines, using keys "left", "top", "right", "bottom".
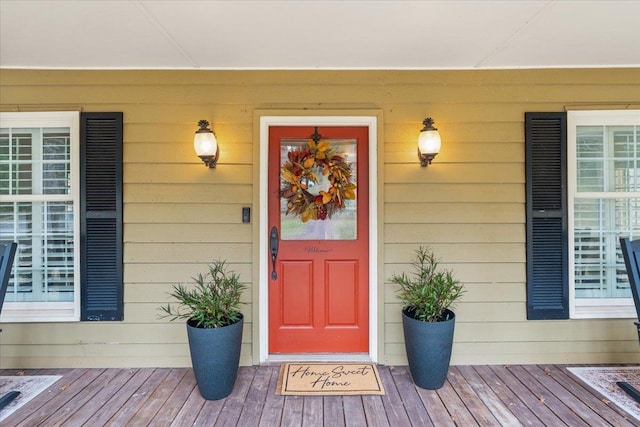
{"left": 280, "top": 139, "right": 356, "bottom": 222}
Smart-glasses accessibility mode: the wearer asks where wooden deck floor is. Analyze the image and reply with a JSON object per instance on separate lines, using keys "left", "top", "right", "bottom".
{"left": 1, "top": 365, "right": 638, "bottom": 426}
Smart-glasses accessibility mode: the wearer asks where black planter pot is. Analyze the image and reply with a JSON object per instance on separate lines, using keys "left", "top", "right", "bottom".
{"left": 402, "top": 308, "right": 455, "bottom": 390}
{"left": 186, "top": 313, "right": 243, "bottom": 400}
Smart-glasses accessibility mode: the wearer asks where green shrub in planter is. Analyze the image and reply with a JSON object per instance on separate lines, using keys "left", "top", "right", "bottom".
{"left": 390, "top": 246, "right": 464, "bottom": 322}
{"left": 390, "top": 246, "right": 464, "bottom": 389}
{"left": 159, "top": 259, "right": 246, "bottom": 400}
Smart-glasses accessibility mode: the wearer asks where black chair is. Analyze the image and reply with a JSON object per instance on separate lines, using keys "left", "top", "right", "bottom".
{"left": 0, "top": 241, "right": 19, "bottom": 411}
{"left": 618, "top": 237, "right": 640, "bottom": 402}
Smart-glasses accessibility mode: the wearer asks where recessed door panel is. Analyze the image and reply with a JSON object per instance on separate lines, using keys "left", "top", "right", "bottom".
{"left": 326, "top": 260, "right": 358, "bottom": 326}
{"left": 281, "top": 260, "right": 313, "bottom": 326}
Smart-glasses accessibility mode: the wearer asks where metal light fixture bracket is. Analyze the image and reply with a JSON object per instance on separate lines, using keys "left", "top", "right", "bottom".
{"left": 418, "top": 150, "right": 437, "bottom": 167}
{"left": 199, "top": 153, "right": 219, "bottom": 168}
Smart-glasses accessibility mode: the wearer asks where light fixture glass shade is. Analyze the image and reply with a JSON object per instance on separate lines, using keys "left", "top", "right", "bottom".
{"left": 418, "top": 129, "right": 441, "bottom": 155}
{"left": 194, "top": 131, "right": 218, "bottom": 157}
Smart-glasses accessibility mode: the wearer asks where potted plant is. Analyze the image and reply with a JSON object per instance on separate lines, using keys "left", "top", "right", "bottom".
{"left": 389, "top": 246, "right": 464, "bottom": 390}
{"left": 159, "top": 259, "right": 246, "bottom": 400}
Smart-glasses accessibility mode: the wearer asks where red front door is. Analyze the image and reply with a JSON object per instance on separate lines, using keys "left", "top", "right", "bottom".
{"left": 268, "top": 125, "right": 369, "bottom": 353}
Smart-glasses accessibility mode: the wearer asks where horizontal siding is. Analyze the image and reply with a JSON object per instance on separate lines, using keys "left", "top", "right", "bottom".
{"left": 385, "top": 320, "right": 637, "bottom": 343}
{"left": 125, "top": 184, "right": 252, "bottom": 203}
{"left": 384, "top": 243, "right": 525, "bottom": 263}
{"left": 385, "top": 203, "right": 523, "bottom": 224}
{"left": 385, "top": 183, "right": 524, "bottom": 203}
{"left": 384, "top": 224, "right": 525, "bottom": 243}
{"left": 124, "top": 264, "right": 254, "bottom": 286}
{"left": 124, "top": 243, "right": 253, "bottom": 263}
{"left": 385, "top": 282, "right": 525, "bottom": 303}
{"left": 1, "top": 68, "right": 639, "bottom": 368}
{"left": 125, "top": 224, "right": 252, "bottom": 243}
{"left": 125, "top": 203, "right": 246, "bottom": 224}
{"left": 386, "top": 341, "right": 640, "bottom": 366}
{"left": 124, "top": 164, "right": 253, "bottom": 184}
{"left": 384, "top": 163, "right": 525, "bottom": 184}
{"left": 0, "top": 344, "right": 253, "bottom": 368}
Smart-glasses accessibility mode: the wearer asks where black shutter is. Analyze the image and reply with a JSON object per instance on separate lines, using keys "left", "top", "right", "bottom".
{"left": 80, "top": 112, "right": 123, "bottom": 321}
{"left": 525, "top": 112, "right": 568, "bottom": 320}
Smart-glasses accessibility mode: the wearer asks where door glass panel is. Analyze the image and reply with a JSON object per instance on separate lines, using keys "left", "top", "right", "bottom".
{"left": 280, "top": 138, "right": 357, "bottom": 240}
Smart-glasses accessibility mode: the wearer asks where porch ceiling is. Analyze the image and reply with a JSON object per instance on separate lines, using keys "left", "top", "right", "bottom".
{"left": 1, "top": 0, "right": 639, "bottom": 70}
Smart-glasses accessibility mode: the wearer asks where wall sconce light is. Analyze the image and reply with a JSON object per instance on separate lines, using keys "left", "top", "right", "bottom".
{"left": 417, "top": 117, "right": 441, "bottom": 167}
{"left": 194, "top": 120, "right": 219, "bottom": 168}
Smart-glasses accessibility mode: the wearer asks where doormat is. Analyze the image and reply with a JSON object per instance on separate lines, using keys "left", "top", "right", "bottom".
{"left": 0, "top": 375, "right": 62, "bottom": 422}
{"left": 567, "top": 366, "right": 640, "bottom": 421}
{"left": 277, "top": 363, "right": 385, "bottom": 395}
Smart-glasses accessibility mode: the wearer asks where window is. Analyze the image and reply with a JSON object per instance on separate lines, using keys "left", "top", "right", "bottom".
{"left": 1, "top": 111, "right": 123, "bottom": 322}
{"left": 568, "top": 110, "right": 640, "bottom": 318}
{"left": 1, "top": 112, "right": 80, "bottom": 321}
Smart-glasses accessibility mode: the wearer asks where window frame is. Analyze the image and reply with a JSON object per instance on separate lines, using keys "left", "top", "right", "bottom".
{"left": 568, "top": 109, "right": 640, "bottom": 319}
{"left": 0, "top": 111, "right": 81, "bottom": 322}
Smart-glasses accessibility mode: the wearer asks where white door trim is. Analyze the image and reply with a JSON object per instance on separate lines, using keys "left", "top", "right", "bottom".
{"left": 258, "top": 115, "right": 378, "bottom": 363}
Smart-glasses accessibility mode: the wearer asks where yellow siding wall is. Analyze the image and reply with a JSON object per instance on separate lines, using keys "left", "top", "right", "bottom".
{"left": 1, "top": 69, "right": 639, "bottom": 368}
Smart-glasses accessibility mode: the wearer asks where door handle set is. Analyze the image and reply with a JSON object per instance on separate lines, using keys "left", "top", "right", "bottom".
{"left": 270, "top": 226, "right": 279, "bottom": 280}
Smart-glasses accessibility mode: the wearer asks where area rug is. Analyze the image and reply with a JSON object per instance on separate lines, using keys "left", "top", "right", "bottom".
{"left": 277, "top": 363, "right": 385, "bottom": 395}
{"left": 0, "top": 375, "right": 62, "bottom": 422}
{"left": 567, "top": 366, "right": 640, "bottom": 421}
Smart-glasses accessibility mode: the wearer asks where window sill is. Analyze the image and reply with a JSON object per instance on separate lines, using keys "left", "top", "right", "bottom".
{"left": 0, "top": 302, "right": 78, "bottom": 322}
{"left": 572, "top": 298, "right": 636, "bottom": 319}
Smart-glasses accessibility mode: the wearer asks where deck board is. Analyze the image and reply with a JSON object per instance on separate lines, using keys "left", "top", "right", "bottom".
{"left": 508, "top": 365, "right": 589, "bottom": 427}
{"left": 376, "top": 365, "right": 412, "bottom": 427}
{"left": 104, "top": 368, "right": 171, "bottom": 426}
{"left": 214, "top": 366, "right": 254, "bottom": 427}
{"left": 237, "top": 365, "right": 272, "bottom": 427}
{"left": 488, "top": 364, "right": 565, "bottom": 426}
{"left": 153, "top": 369, "right": 198, "bottom": 425}
{"left": 87, "top": 368, "right": 155, "bottom": 426}
{"left": 447, "top": 366, "right": 500, "bottom": 426}
{"left": 131, "top": 368, "right": 188, "bottom": 425}
{"left": 520, "top": 365, "right": 611, "bottom": 427}
{"left": 280, "top": 395, "right": 303, "bottom": 427}
{"left": 2, "top": 364, "right": 639, "bottom": 426}
{"left": 322, "top": 395, "right": 345, "bottom": 427}
{"left": 301, "top": 396, "right": 323, "bottom": 426}
{"left": 456, "top": 365, "right": 523, "bottom": 427}
{"left": 473, "top": 365, "right": 540, "bottom": 426}
{"left": 259, "top": 366, "right": 285, "bottom": 427}
{"left": 390, "top": 365, "right": 435, "bottom": 426}
{"left": 434, "top": 377, "right": 477, "bottom": 426}
{"left": 342, "top": 395, "right": 367, "bottom": 426}
{"left": 169, "top": 377, "right": 206, "bottom": 426}
{"left": 56, "top": 368, "right": 132, "bottom": 426}
{"left": 15, "top": 368, "right": 105, "bottom": 427}
{"left": 362, "top": 395, "right": 390, "bottom": 427}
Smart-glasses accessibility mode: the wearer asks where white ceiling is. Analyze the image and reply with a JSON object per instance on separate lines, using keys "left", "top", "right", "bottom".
{"left": 1, "top": 0, "right": 639, "bottom": 70}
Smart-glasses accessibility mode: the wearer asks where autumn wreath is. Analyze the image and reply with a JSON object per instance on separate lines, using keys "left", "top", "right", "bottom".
{"left": 280, "top": 139, "right": 356, "bottom": 222}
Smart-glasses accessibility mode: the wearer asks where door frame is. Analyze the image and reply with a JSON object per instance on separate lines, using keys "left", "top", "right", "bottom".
{"left": 257, "top": 114, "right": 379, "bottom": 363}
